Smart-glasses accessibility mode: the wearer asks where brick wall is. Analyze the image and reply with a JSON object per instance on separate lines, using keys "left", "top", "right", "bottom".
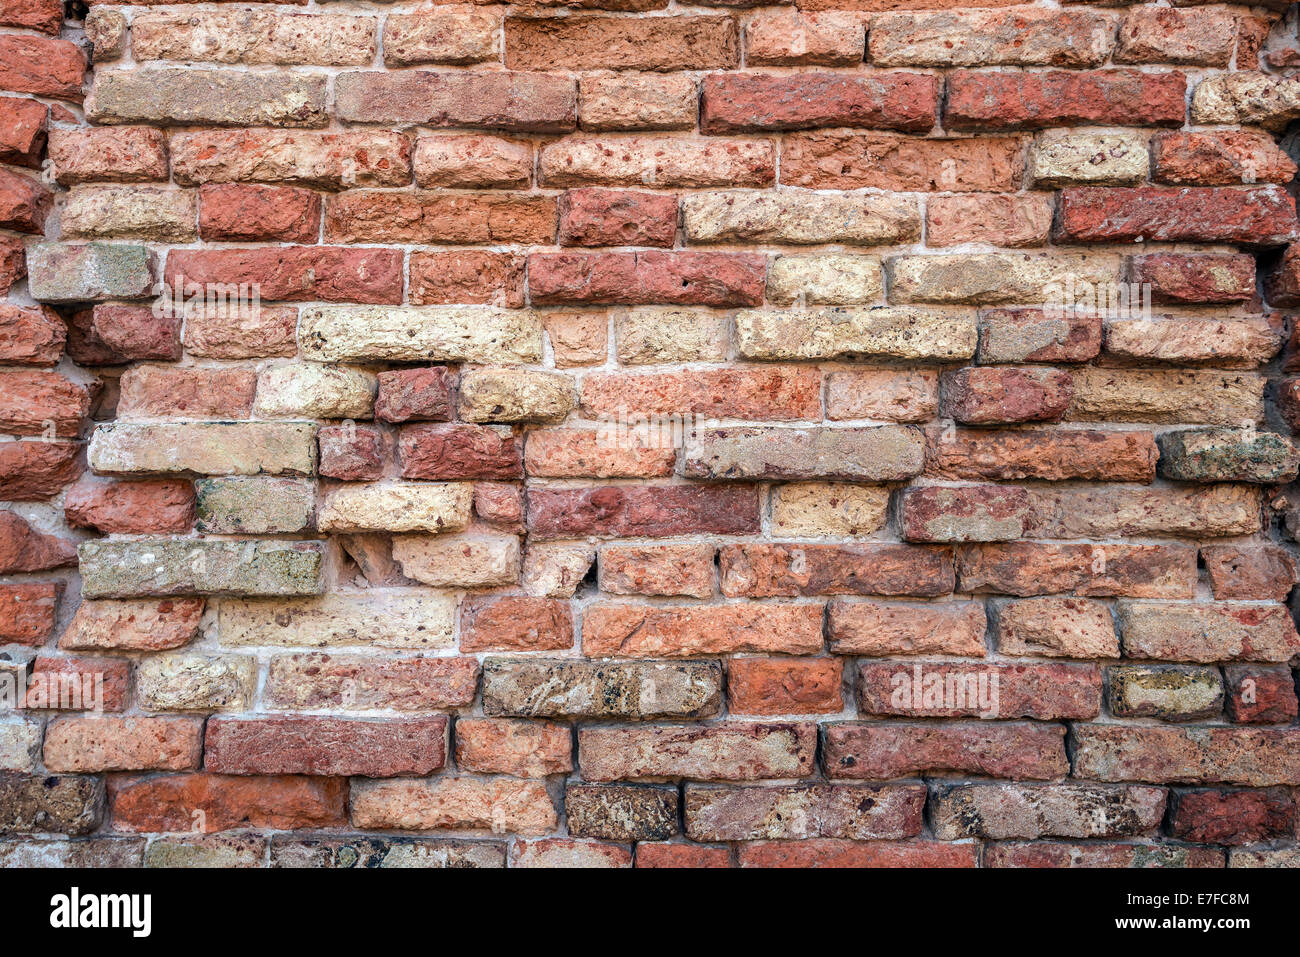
{"left": 1, "top": 0, "right": 1299, "bottom": 868}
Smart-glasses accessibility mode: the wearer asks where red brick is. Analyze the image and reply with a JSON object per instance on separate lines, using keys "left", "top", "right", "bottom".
{"left": 0, "top": 305, "right": 62, "bottom": 366}
{"left": 558, "top": 188, "right": 677, "bottom": 248}
{"left": 945, "top": 70, "right": 1186, "bottom": 130}
{"left": 511, "top": 838, "right": 631, "bottom": 868}
{"left": 64, "top": 480, "right": 196, "bottom": 535}
{"left": 319, "top": 424, "right": 387, "bottom": 481}
{"left": 598, "top": 544, "right": 715, "bottom": 599}
{"left": 59, "top": 597, "right": 204, "bottom": 652}
{"left": 824, "top": 721, "right": 1068, "bottom": 780}
{"left": 702, "top": 72, "right": 938, "bottom": 133}
{"left": 198, "top": 183, "right": 321, "bottom": 243}
{"left": 956, "top": 543, "right": 1197, "bottom": 598}
{"left": 899, "top": 485, "right": 1033, "bottom": 543}
{"left": 940, "top": 367, "right": 1073, "bottom": 425}
{"left": 977, "top": 309, "right": 1102, "bottom": 365}
{"left": 205, "top": 716, "right": 447, "bottom": 777}
{"left": 264, "top": 654, "right": 479, "bottom": 712}
{"left": 0, "top": 0, "right": 62, "bottom": 34}
{"left": 374, "top": 367, "right": 454, "bottom": 424}
{"left": 0, "top": 511, "right": 76, "bottom": 573}
{"left": 985, "top": 842, "right": 1224, "bottom": 868}
{"left": 165, "top": 247, "right": 403, "bottom": 304}
{"left": 926, "top": 194, "right": 1053, "bottom": 247}
{"left": 728, "top": 658, "right": 843, "bottom": 715}
{"left": 475, "top": 482, "right": 523, "bottom": 531}
{"left": 1057, "top": 186, "right": 1298, "bottom": 246}
{"left": 459, "top": 596, "right": 574, "bottom": 653}
{"left": 1170, "top": 789, "right": 1295, "bottom": 844}
{"left": 505, "top": 15, "right": 737, "bottom": 72}
{"left": 0, "top": 236, "right": 24, "bottom": 294}
{"left": 925, "top": 427, "right": 1157, "bottom": 482}
{"left": 583, "top": 603, "right": 823, "bottom": 658}
{"left": 325, "top": 191, "right": 555, "bottom": 244}
{"left": 524, "top": 428, "right": 677, "bottom": 479}
{"left": 581, "top": 367, "right": 822, "bottom": 421}
{"left": 738, "top": 840, "right": 977, "bottom": 868}
{"left": 454, "top": 718, "right": 573, "bottom": 777}
{"left": 1115, "top": 6, "right": 1237, "bottom": 67}
{"left": 47, "top": 126, "right": 169, "bottom": 185}
{"left": 1202, "top": 545, "right": 1297, "bottom": 602}
{"left": 117, "top": 365, "right": 256, "bottom": 419}
{"left": 857, "top": 662, "right": 1100, "bottom": 720}
{"left": 0, "top": 95, "right": 45, "bottom": 166}
{"left": 1, "top": 438, "right": 84, "bottom": 501}
{"left": 528, "top": 251, "right": 765, "bottom": 307}
{"left": 43, "top": 716, "right": 202, "bottom": 772}
{"left": 827, "top": 600, "right": 987, "bottom": 657}
{"left": 334, "top": 70, "right": 575, "bottom": 132}
{"left": 719, "top": 543, "right": 954, "bottom": 598}
{"left": 112, "top": 773, "right": 347, "bottom": 833}
{"left": 1268, "top": 244, "right": 1300, "bottom": 307}
{"left": 782, "top": 131, "right": 1024, "bottom": 192}
{"left": 0, "top": 35, "right": 85, "bottom": 101}
{"left": 1225, "top": 665, "right": 1298, "bottom": 724}
{"left": 1125, "top": 253, "right": 1256, "bottom": 304}
{"left": 0, "top": 167, "right": 51, "bottom": 233}
{"left": 1071, "top": 725, "right": 1300, "bottom": 786}
{"left": 66, "top": 305, "right": 182, "bottom": 365}
{"left": 409, "top": 250, "right": 525, "bottom": 307}
{"left": 578, "top": 723, "right": 818, "bottom": 782}
{"left": 636, "top": 843, "right": 731, "bottom": 868}
{"left": 1152, "top": 130, "right": 1298, "bottom": 186}
{"left": 399, "top": 424, "right": 522, "bottom": 480}
{"left": 0, "top": 371, "right": 89, "bottom": 438}
{"left": 528, "top": 485, "right": 760, "bottom": 539}
{"left": 0, "top": 582, "right": 57, "bottom": 645}
{"left": 25, "top": 656, "right": 128, "bottom": 712}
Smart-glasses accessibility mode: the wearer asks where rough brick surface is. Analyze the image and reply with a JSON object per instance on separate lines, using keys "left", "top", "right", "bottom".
{"left": 4, "top": 0, "right": 1299, "bottom": 871}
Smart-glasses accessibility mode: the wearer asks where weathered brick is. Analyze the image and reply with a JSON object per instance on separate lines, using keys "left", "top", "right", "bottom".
{"left": 827, "top": 600, "right": 986, "bottom": 657}
{"left": 43, "top": 716, "right": 201, "bottom": 772}
{"left": 900, "top": 485, "right": 1032, "bottom": 542}
{"left": 1159, "top": 428, "right": 1298, "bottom": 484}
{"left": 1171, "top": 789, "right": 1295, "bottom": 845}
{"left": 721, "top": 543, "right": 953, "bottom": 598}
{"left": 183, "top": 304, "right": 297, "bottom": 360}
{"left": 0, "top": 511, "right": 76, "bottom": 573}
{"left": 1072, "top": 726, "right": 1300, "bottom": 786}
{"left": 391, "top": 532, "right": 521, "bottom": 587}
{"left": 67, "top": 304, "right": 181, "bottom": 365}
{"left": 454, "top": 718, "right": 572, "bottom": 778}
{"left": 684, "top": 427, "right": 924, "bottom": 482}
{"left": 599, "top": 544, "right": 715, "bottom": 599}
{"left": 325, "top": 190, "right": 554, "bottom": 245}
{"left": 131, "top": 10, "right": 376, "bottom": 65}
{"left": 701, "top": 72, "right": 938, "bottom": 133}
{"left": 1108, "top": 665, "right": 1224, "bottom": 721}
{"left": 170, "top": 129, "right": 411, "bottom": 188}
{"left": 528, "top": 485, "right": 760, "bottom": 539}
{"left": 482, "top": 658, "right": 722, "bottom": 719}
{"left": 506, "top": 15, "right": 737, "bottom": 71}
{"left": 930, "top": 784, "right": 1166, "bottom": 840}
{"left": 685, "top": 784, "right": 924, "bottom": 841}
{"left": 47, "top": 126, "right": 168, "bottom": 185}
{"left": 583, "top": 603, "right": 822, "bottom": 658}
{"left": 870, "top": 9, "right": 1114, "bottom": 67}
{"left": 728, "top": 658, "right": 843, "bottom": 715}
{"left": 957, "top": 543, "right": 1197, "bottom": 598}
{"left": 206, "top": 716, "right": 446, "bottom": 777}
{"left": 118, "top": 365, "right": 256, "bottom": 420}
{"left": 859, "top": 661, "right": 1099, "bottom": 720}
{"left": 112, "top": 773, "right": 347, "bottom": 833}
{"left": 735, "top": 307, "right": 977, "bottom": 361}
{"left": 28, "top": 243, "right": 156, "bottom": 303}
{"left": 684, "top": 189, "right": 919, "bottom": 246}
{"left": 540, "top": 135, "right": 773, "bottom": 188}
{"left": 524, "top": 428, "right": 675, "bottom": 479}
{"left": 824, "top": 722, "right": 1068, "bottom": 780}
{"left": 1203, "top": 545, "right": 1298, "bottom": 602}
{"left": 737, "top": 839, "right": 977, "bottom": 868}
{"left": 301, "top": 306, "right": 542, "bottom": 364}
{"left": 218, "top": 593, "right": 455, "bottom": 651}
{"left": 254, "top": 364, "right": 376, "bottom": 420}
{"left": 782, "top": 131, "right": 1024, "bottom": 191}
{"left": 635, "top": 843, "right": 731, "bottom": 869}
{"left": 1225, "top": 665, "right": 1299, "bottom": 724}
{"left": 459, "top": 596, "right": 573, "bottom": 653}
{"left": 1030, "top": 130, "right": 1148, "bottom": 187}
{"left": 986, "top": 842, "right": 1223, "bottom": 869}
{"left": 0, "top": 774, "right": 102, "bottom": 836}
{"left": 941, "top": 367, "right": 1073, "bottom": 425}
{"left": 510, "top": 839, "right": 631, "bottom": 869}
{"left": 166, "top": 247, "right": 401, "bottom": 304}
{"left": 335, "top": 70, "right": 575, "bottom": 132}
{"left": 136, "top": 653, "right": 255, "bottom": 712}
{"left": 995, "top": 598, "right": 1119, "bottom": 659}
{"left": 0, "top": 34, "right": 84, "bottom": 101}
{"left": 0, "top": 442, "right": 81, "bottom": 502}
{"left": 0, "top": 583, "right": 57, "bottom": 646}
{"left": 458, "top": 369, "right": 574, "bottom": 424}
{"left": 945, "top": 70, "right": 1186, "bottom": 130}
{"left": 199, "top": 183, "right": 321, "bottom": 243}
{"left": 746, "top": 11, "right": 863, "bottom": 65}
{"left": 0, "top": 96, "right": 45, "bottom": 168}
{"left": 530, "top": 251, "right": 765, "bottom": 307}
{"left": 78, "top": 539, "right": 323, "bottom": 598}
{"left": 559, "top": 188, "right": 677, "bottom": 248}
{"left": 948, "top": 414, "right": 1141, "bottom": 471}
{"left": 414, "top": 134, "right": 530, "bottom": 189}
{"left": 771, "top": 483, "right": 890, "bottom": 538}
{"left": 1119, "top": 602, "right": 1300, "bottom": 663}
{"left": 1115, "top": 6, "right": 1236, "bottom": 66}
{"left": 1067, "top": 368, "right": 1265, "bottom": 425}
{"left": 195, "top": 478, "right": 313, "bottom": 535}
{"left": 578, "top": 74, "right": 697, "bottom": 131}
{"left": 61, "top": 184, "right": 195, "bottom": 242}
{"left": 351, "top": 777, "right": 556, "bottom": 834}
{"left": 1152, "top": 130, "right": 1297, "bottom": 186}
{"left": 887, "top": 253, "right": 1120, "bottom": 305}
{"left": 89, "top": 422, "right": 316, "bottom": 476}
{"left": 65, "top": 479, "right": 195, "bottom": 535}
{"left": 1059, "top": 187, "right": 1297, "bottom": 246}
{"left": 60, "top": 598, "right": 203, "bottom": 652}
{"left": 383, "top": 8, "right": 498, "bottom": 65}
{"left": 578, "top": 723, "right": 817, "bottom": 782}
{"left": 0, "top": 168, "right": 50, "bottom": 233}
{"left": 87, "top": 68, "right": 327, "bottom": 126}
{"left": 265, "top": 653, "right": 477, "bottom": 712}
{"left": 584, "top": 368, "right": 820, "bottom": 422}
{"left": 566, "top": 784, "right": 678, "bottom": 842}
{"left": 1126, "top": 253, "right": 1257, "bottom": 304}
{"left": 1191, "top": 72, "right": 1300, "bottom": 131}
